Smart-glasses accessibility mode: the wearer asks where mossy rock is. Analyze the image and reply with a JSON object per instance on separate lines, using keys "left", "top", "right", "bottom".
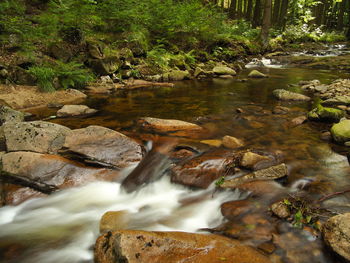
{"left": 308, "top": 104, "right": 345, "bottom": 122}
{"left": 331, "top": 120, "right": 350, "bottom": 144}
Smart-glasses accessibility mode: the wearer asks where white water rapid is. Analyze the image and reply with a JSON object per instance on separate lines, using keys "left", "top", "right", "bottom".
{"left": 0, "top": 176, "right": 242, "bottom": 263}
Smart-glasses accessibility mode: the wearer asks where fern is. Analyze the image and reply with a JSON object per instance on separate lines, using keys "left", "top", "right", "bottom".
{"left": 28, "top": 66, "right": 56, "bottom": 92}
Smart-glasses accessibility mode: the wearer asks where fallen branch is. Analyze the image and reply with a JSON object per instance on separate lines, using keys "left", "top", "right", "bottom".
{"left": 317, "top": 189, "right": 350, "bottom": 203}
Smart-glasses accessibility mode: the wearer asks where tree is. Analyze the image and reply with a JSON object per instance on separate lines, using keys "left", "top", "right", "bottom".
{"left": 260, "top": 0, "right": 272, "bottom": 48}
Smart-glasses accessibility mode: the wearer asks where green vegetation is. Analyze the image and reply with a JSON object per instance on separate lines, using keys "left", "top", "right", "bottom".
{"left": 0, "top": 0, "right": 348, "bottom": 91}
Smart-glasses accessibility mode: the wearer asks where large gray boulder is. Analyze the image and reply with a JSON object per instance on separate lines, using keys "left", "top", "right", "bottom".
{"left": 0, "top": 105, "right": 24, "bottom": 125}
{"left": 3, "top": 121, "right": 71, "bottom": 153}
{"left": 323, "top": 213, "right": 350, "bottom": 261}
{"left": 63, "top": 125, "right": 143, "bottom": 168}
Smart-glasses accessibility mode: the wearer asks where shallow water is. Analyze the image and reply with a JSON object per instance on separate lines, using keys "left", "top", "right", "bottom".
{"left": 2, "top": 66, "right": 350, "bottom": 262}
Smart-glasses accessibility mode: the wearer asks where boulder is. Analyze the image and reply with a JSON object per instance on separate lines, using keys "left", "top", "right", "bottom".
{"left": 221, "top": 163, "right": 288, "bottom": 188}
{"left": 57, "top": 105, "right": 97, "bottom": 117}
{"left": 89, "top": 57, "right": 121, "bottom": 75}
{"left": 1, "top": 151, "right": 120, "bottom": 188}
{"left": 3, "top": 121, "right": 71, "bottom": 154}
{"left": 213, "top": 66, "right": 237, "bottom": 76}
{"left": 273, "top": 89, "right": 310, "bottom": 101}
{"left": 323, "top": 213, "right": 350, "bottom": 261}
{"left": 248, "top": 70, "right": 267, "bottom": 78}
{"left": 87, "top": 41, "right": 105, "bottom": 59}
{"left": 94, "top": 230, "right": 271, "bottom": 263}
{"left": 239, "top": 151, "right": 271, "bottom": 169}
{"left": 222, "top": 135, "right": 244, "bottom": 149}
{"left": 63, "top": 126, "right": 143, "bottom": 168}
{"left": 331, "top": 119, "right": 350, "bottom": 143}
{"left": 171, "top": 150, "right": 234, "bottom": 188}
{"left": 0, "top": 105, "right": 24, "bottom": 125}
{"left": 99, "top": 211, "right": 130, "bottom": 233}
{"left": 322, "top": 96, "right": 350, "bottom": 107}
{"left": 167, "top": 70, "right": 190, "bottom": 81}
{"left": 137, "top": 117, "right": 203, "bottom": 137}
{"left": 308, "top": 104, "right": 345, "bottom": 122}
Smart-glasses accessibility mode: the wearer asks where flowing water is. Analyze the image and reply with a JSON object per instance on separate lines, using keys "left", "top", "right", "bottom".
{"left": 1, "top": 65, "right": 350, "bottom": 262}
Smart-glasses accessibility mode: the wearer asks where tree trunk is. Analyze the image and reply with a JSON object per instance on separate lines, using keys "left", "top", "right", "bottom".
{"left": 272, "top": 0, "right": 281, "bottom": 26}
{"left": 278, "top": 0, "right": 288, "bottom": 29}
{"left": 245, "top": 0, "right": 253, "bottom": 21}
{"left": 252, "top": 0, "right": 262, "bottom": 27}
{"left": 337, "top": 0, "right": 346, "bottom": 30}
{"left": 260, "top": 0, "right": 272, "bottom": 48}
{"left": 229, "top": 0, "right": 237, "bottom": 18}
{"left": 237, "top": 0, "right": 243, "bottom": 18}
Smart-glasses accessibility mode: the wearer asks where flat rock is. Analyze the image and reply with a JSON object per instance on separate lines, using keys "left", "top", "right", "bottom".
{"left": 331, "top": 119, "right": 350, "bottom": 143}
{"left": 248, "top": 70, "right": 267, "bottom": 78}
{"left": 94, "top": 230, "right": 271, "bottom": 263}
{"left": 3, "top": 121, "right": 71, "bottom": 154}
{"left": 273, "top": 89, "right": 310, "bottom": 101}
{"left": 323, "top": 213, "right": 350, "bottom": 261}
{"left": 63, "top": 125, "right": 143, "bottom": 168}
{"left": 0, "top": 105, "right": 24, "bottom": 125}
{"left": 137, "top": 117, "right": 203, "bottom": 137}
{"left": 57, "top": 105, "right": 98, "bottom": 117}
{"left": 213, "top": 66, "right": 237, "bottom": 76}
{"left": 1, "top": 151, "right": 120, "bottom": 188}
{"left": 221, "top": 163, "right": 288, "bottom": 188}
{"left": 308, "top": 104, "right": 345, "bottom": 122}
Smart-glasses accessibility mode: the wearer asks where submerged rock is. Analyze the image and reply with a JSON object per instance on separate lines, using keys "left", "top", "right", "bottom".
{"left": 248, "top": 70, "right": 267, "bottom": 78}
{"left": 213, "top": 65, "right": 237, "bottom": 76}
{"left": 222, "top": 135, "right": 244, "bottom": 149}
{"left": 3, "top": 121, "right": 71, "bottom": 154}
{"left": 57, "top": 105, "right": 98, "bottom": 117}
{"left": 221, "top": 163, "right": 288, "bottom": 188}
{"left": 137, "top": 117, "right": 203, "bottom": 137}
{"left": 63, "top": 125, "right": 143, "bottom": 168}
{"left": 0, "top": 105, "right": 24, "bottom": 125}
{"left": 308, "top": 104, "right": 345, "bottom": 122}
{"left": 273, "top": 89, "right": 310, "bottom": 101}
{"left": 94, "top": 230, "right": 271, "bottom": 263}
{"left": 323, "top": 213, "right": 350, "bottom": 261}
{"left": 331, "top": 119, "right": 350, "bottom": 143}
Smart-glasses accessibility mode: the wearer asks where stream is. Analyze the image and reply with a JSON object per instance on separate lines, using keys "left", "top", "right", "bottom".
{"left": 1, "top": 63, "right": 350, "bottom": 262}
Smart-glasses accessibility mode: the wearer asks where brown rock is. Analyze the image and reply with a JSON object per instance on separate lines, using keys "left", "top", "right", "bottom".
{"left": 240, "top": 151, "right": 271, "bottom": 169}
{"left": 63, "top": 126, "right": 143, "bottom": 168}
{"left": 222, "top": 135, "right": 244, "bottom": 149}
{"left": 270, "top": 201, "right": 290, "bottom": 219}
{"left": 1, "top": 151, "right": 120, "bottom": 188}
{"left": 221, "top": 164, "right": 288, "bottom": 188}
{"left": 57, "top": 105, "right": 97, "bottom": 117}
{"left": 100, "top": 211, "right": 130, "bottom": 233}
{"left": 171, "top": 150, "right": 234, "bottom": 188}
{"left": 272, "top": 106, "right": 290, "bottom": 115}
{"left": 221, "top": 200, "right": 254, "bottom": 220}
{"left": 323, "top": 213, "right": 350, "bottom": 261}
{"left": 137, "top": 117, "right": 203, "bottom": 137}
{"left": 94, "top": 230, "right": 271, "bottom": 263}
{"left": 289, "top": 116, "right": 307, "bottom": 127}
{"left": 3, "top": 121, "right": 71, "bottom": 154}
{"left": 200, "top": 139, "right": 222, "bottom": 147}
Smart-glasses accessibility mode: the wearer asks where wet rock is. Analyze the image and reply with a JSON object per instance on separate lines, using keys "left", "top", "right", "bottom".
{"left": 57, "top": 105, "right": 98, "bottom": 117}
{"left": 3, "top": 121, "right": 71, "bottom": 154}
{"left": 219, "top": 74, "right": 234, "bottom": 79}
{"left": 94, "top": 230, "right": 271, "bottom": 263}
{"left": 235, "top": 180, "right": 285, "bottom": 196}
{"left": 87, "top": 41, "right": 105, "bottom": 59}
{"left": 239, "top": 151, "right": 271, "bottom": 169}
{"left": 2, "top": 184, "right": 46, "bottom": 206}
{"left": 137, "top": 117, "right": 203, "bottom": 137}
{"left": 273, "top": 89, "right": 310, "bottom": 101}
{"left": 222, "top": 135, "right": 244, "bottom": 149}
{"left": 272, "top": 106, "right": 290, "bottom": 115}
{"left": 0, "top": 105, "right": 24, "bottom": 125}
{"left": 193, "top": 67, "right": 204, "bottom": 78}
{"left": 200, "top": 139, "right": 222, "bottom": 147}
{"left": 320, "top": 131, "right": 332, "bottom": 141}
{"left": 221, "top": 200, "right": 255, "bottom": 220}
{"left": 289, "top": 116, "right": 307, "bottom": 127}
{"left": 221, "top": 163, "right": 288, "bottom": 188}
{"left": 248, "top": 70, "right": 267, "bottom": 78}
{"left": 1, "top": 151, "right": 120, "bottom": 188}
{"left": 270, "top": 201, "right": 290, "bottom": 219}
{"left": 171, "top": 150, "right": 234, "bottom": 188}
{"left": 89, "top": 57, "right": 121, "bottom": 75}
{"left": 63, "top": 126, "right": 143, "bottom": 168}
{"left": 100, "top": 211, "right": 129, "bottom": 233}
{"left": 308, "top": 104, "right": 345, "bottom": 122}
{"left": 213, "top": 65, "right": 237, "bottom": 76}
{"left": 167, "top": 70, "right": 190, "bottom": 81}
{"left": 322, "top": 213, "right": 350, "bottom": 260}
{"left": 331, "top": 119, "right": 350, "bottom": 143}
